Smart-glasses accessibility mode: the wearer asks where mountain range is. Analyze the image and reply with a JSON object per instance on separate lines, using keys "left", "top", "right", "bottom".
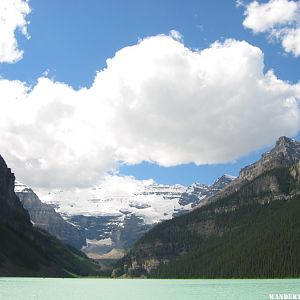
{"left": 113, "top": 136, "right": 300, "bottom": 278}
{"left": 3, "top": 135, "right": 300, "bottom": 278}
{"left": 15, "top": 174, "right": 235, "bottom": 262}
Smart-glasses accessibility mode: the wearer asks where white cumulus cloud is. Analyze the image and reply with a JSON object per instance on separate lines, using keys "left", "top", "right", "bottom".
{"left": 0, "top": 0, "right": 31, "bottom": 63}
{"left": 0, "top": 34, "right": 300, "bottom": 189}
{"left": 241, "top": 0, "right": 300, "bottom": 56}
{"left": 242, "top": 0, "right": 298, "bottom": 33}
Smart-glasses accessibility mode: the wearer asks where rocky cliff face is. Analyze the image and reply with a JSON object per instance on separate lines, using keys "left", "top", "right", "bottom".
{"left": 0, "top": 156, "right": 31, "bottom": 233}
{"left": 15, "top": 181, "right": 86, "bottom": 249}
{"left": 290, "top": 161, "right": 300, "bottom": 181}
{"left": 239, "top": 136, "right": 300, "bottom": 181}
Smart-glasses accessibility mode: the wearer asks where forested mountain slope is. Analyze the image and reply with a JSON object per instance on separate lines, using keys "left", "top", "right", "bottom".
{"left": 113, "top": 137, "right": 300, "bottom": 278}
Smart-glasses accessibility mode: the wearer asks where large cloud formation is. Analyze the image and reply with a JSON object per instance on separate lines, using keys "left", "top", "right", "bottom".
{"left": 1, "top": 34, "right": 300, "bottom": 189}
{"left": 241, "top": 0, "right": 300, "bottom": 56}
{"left": 0, "top": 0, "right": 30, "bottom": 63}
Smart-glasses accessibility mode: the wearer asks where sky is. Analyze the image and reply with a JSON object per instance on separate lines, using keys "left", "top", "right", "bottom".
{"left": 0, "top": 0, "right": 300, "bottom": 189}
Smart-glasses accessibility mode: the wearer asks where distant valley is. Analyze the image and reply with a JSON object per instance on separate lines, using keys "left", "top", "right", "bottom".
{"left": 15, "top": 174, "right": 235, "bottom": 262}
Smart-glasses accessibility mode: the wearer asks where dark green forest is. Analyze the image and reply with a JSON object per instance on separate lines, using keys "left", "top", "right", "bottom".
{"left": 152, "top": 196, "right": 300, "bottom": 278}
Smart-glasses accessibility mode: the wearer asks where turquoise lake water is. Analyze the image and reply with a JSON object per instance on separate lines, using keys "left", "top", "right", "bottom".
{"left": 0, "top": 278, "right": 299, "bottom": 300}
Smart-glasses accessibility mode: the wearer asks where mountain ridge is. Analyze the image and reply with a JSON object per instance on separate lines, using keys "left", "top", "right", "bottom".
{"left": 113, "top": 136, "right": 300, "bottom": 278}
{"left": 199, "top": 136, "right": 300, "bottom": 207}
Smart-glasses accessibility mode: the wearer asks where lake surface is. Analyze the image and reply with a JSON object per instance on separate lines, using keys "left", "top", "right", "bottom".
{"left": 0, "top": 278, "right": 299, "bottom": 300}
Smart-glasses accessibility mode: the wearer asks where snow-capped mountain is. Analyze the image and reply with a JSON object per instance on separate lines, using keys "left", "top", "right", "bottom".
{"left": 39, "top": 177, "right": 187, "bottom": 224}
{"left": 36, "top": 176, "right": 189, "bottom": 259}
{"left": 178, "top": 174, "right": 236, "bottom": 208}
{"left": 15, "top": 174, "right": 235, "bottom": 260}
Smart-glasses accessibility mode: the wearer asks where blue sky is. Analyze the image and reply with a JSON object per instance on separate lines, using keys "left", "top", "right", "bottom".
{"left": 0, "top": 0, "right": 300, "bottom": 187}
{"left": 2, "top": 0, "right": 299, "bottom": 86}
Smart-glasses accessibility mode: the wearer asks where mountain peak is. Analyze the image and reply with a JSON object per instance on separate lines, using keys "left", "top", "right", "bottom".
{"left": 14, "top": 180, "right": 33, "bottom": 193}
{"left": 240, "top": 136, "right": 300, "bottom": 182}
{"left": 211, "top": 174, "right": 236, "bottom": 190}
{"left": 275, "top": 136, "right": 297, "bottom": 148}
{"left": 220, "top": 174, "right": 237, "bottom": 181}
{"left": 276, "top": 135, "right": 292, "bottom": 143}
{"left": 271, "top": 136, "right": 300, "bottom": 161}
